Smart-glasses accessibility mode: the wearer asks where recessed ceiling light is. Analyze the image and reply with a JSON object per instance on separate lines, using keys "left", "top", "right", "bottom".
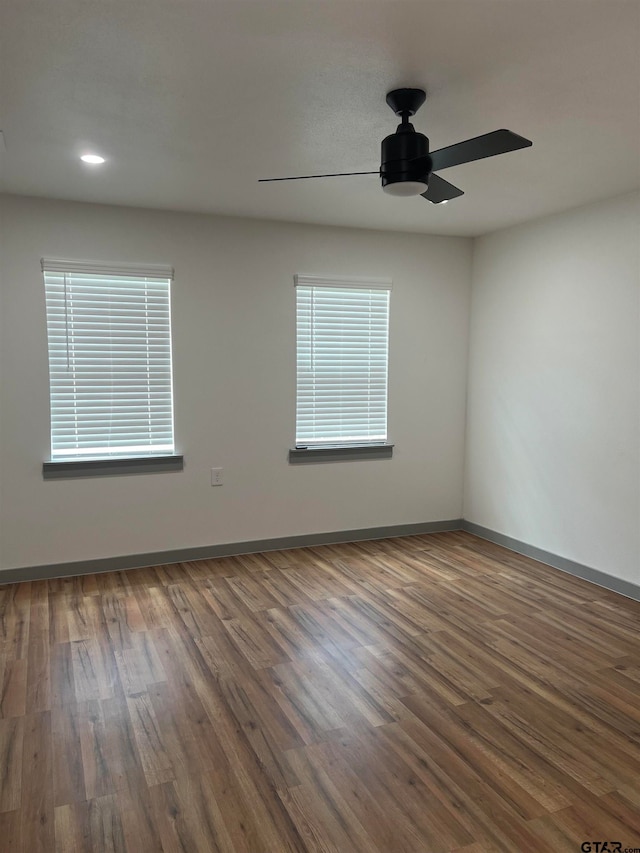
{"left": 80, "top": 153, "right": 105, "bottom": 164}
{"left": 438, "top": 199, "right": 449, "bottom": 205}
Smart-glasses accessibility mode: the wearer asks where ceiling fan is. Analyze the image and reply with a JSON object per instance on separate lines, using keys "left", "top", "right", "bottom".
{"left": 259, "top": 88, "right": 532, "bottom": 204}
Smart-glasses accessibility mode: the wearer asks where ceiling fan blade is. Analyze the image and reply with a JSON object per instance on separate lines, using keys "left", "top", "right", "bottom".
{"left": 430, "top": 129, "right": 532, "bottom": 172}
{"left": 421, "top": 174, "right": 464, "bottom": 204}
{"left": 259, "top": 170, "right": 378, "bottom": 182}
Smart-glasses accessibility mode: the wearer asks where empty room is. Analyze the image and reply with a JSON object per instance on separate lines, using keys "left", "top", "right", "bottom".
{"left": 0, "top": 0, "right": 639, "bottom": 851}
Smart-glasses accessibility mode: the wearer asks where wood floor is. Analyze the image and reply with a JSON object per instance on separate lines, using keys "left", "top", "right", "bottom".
{"left": 1, "top": 532, "right": 639, "bottom": 852}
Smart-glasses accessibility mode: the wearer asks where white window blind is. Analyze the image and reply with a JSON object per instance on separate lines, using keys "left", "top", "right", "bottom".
{"left": 295, "top": 274, "right": 391, "bottom": 446}
{"left": 42, "top": 259, "right": 175, "bottom": 460}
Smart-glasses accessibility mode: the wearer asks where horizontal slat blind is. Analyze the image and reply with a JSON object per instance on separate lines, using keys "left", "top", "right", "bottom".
{"left": 44, "top": 266, "right": 175, "bottom": 460}
{"left": 41, "top": 258, "right": 174, "bottom": 279}
{"left": 296, "top": 275, "right": 391, "bottom": 446}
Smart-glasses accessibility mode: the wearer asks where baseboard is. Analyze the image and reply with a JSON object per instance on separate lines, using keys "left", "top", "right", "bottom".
{"left": 3, "top": 518, "right": 637, "bottom": 604}
{"left": 0, "top": 519, "right": 463, "bottom": 585}
{"left": 461, "top": 520, "right": 640, "bottom": 602}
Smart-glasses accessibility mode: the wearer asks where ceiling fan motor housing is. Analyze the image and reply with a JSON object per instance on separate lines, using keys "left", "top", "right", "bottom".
{"left": 381, "top": 127, "right": 431, "bottom": 193}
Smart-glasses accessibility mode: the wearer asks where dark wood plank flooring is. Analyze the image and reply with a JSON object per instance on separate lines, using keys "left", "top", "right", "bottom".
{"left": 1, "top": 531, "right": 639, "bottom": 852}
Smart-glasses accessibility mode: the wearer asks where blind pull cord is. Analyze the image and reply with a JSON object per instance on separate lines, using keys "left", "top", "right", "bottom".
{"left": 63, "top": 272, "right": 71, "bottom": 370}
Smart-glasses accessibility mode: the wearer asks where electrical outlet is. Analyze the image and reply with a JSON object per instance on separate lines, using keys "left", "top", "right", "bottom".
{"left": 211, "top": 467, "right": 223, "bottom": 486}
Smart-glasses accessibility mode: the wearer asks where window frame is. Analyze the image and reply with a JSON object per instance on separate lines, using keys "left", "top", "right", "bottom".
{"left": 41, "top": 258, "right": 182, "bottom": 478}
{"left": 292, "top": 273, "right": 393, "bottom": 462}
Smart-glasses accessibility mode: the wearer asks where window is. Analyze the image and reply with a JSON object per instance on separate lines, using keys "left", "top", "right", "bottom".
{"left": 295, "top": 274, "right": 391, "bottom": 450}
{"left": 42, "top": 258, "right": 176, "bottom": 466}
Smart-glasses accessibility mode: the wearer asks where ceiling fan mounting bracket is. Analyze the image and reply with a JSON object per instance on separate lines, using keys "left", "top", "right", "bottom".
{"left": 385, "top": 88, "right": 427, "bottom": 118}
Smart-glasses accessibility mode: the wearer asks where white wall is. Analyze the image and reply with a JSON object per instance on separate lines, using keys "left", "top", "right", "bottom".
{"left": 0, "top": 195, "right": 472, "bottom": 570}
{"left": 464, "top": 192, "right": 640, "bottom": 584}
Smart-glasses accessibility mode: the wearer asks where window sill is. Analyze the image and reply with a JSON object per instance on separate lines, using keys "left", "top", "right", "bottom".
{"left": 288, "top": 444, "right": 393, "bottom": 463}
{"left": 43, "top": 455, "right": 184, "bottom": 479}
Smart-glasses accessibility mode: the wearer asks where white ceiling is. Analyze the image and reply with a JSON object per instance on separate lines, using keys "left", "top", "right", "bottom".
{"left": 1, "top": 0, "right": 639, "bottom": 236}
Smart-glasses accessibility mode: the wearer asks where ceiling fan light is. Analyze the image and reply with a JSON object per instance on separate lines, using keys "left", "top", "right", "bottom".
{"left": 382, "top": 180, "right": 428, "bottom": 197}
